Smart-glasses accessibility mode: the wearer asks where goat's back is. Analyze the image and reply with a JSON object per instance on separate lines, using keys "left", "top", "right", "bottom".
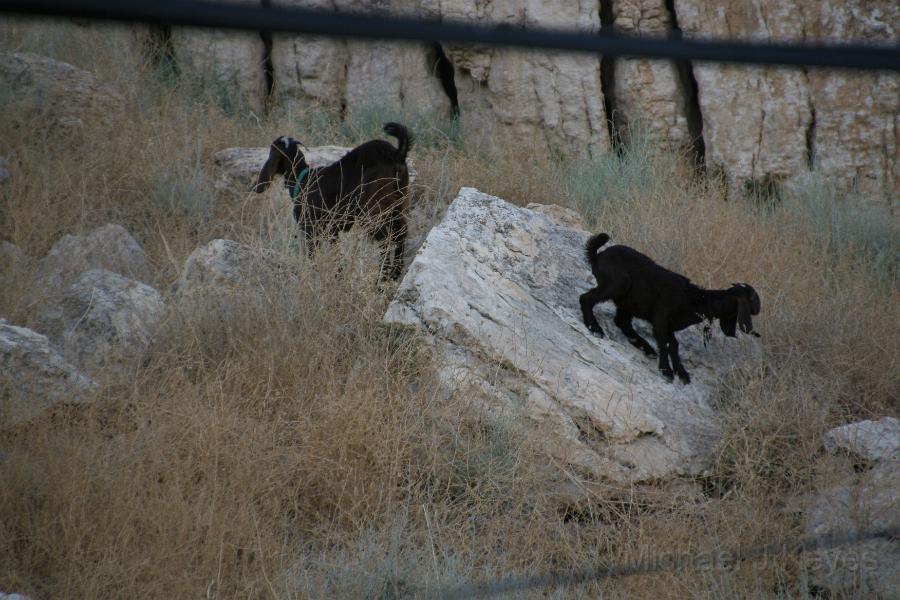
{"left": 592, "top": 245, "right": 694, "bottom": 316}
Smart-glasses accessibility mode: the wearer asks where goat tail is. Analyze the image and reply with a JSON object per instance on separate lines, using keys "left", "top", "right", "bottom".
{"left": 585, "top": 233, "right": 611, "bottom": 264}
{"left": 383, "top": 122, "right": 413, "bottom": 161}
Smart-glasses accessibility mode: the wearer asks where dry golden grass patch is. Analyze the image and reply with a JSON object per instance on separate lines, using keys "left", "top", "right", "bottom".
{"left": 1, "top": 18, "right": 898, "bottom": 600}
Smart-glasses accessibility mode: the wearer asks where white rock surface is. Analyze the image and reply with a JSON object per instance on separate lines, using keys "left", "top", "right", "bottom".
{"left": 824, "top": 417, "right": 900, "bottom": 463}
{"left": 39, "top": 224, "right": 151, "bottom": 290}
{"left": 804, "top": 460, "right": 900, "bottom": 596}
{"left": 169, "top": 0, "right": 267, "bottom": 113}
{"left": 0, "top": 52, "right": 124, "bottom": 128}
{"left": 213, "top": 144, "right": 418, "bottom": 193}
{"left": 32, "top": 269, "right": 166, "bottom": 376}
{"left": 385, "top": 188, "right": 758, "bottom": 482}
{"left": 1, "top": 319, "right": 97, "bottom": 425}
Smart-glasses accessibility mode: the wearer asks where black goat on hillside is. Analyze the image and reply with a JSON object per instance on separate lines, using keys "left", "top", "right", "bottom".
{"left": 580, "top": 233, "right": 761, "bottom": 384}
{"left": 253, "top": 122, "right": 413, "bottom": 280}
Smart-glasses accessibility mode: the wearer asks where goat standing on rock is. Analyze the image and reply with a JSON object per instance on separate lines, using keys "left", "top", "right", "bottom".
{"left": 253, "top": 122, "right": 413, "bottom": 280}
{"left": 580, "top": 233, "right": 761, "bottom": 384}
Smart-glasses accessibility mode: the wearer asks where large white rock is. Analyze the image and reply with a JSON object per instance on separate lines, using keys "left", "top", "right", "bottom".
{"left": 384, "top": 188, "right": 758, "bottom": 482}
{"left": 0, "top": 52, "right": 124, "bottom": 128}
{"left": 824, "top": 417, "right": 900, "bottom": 463}
{"left": 31, "top": 269, "right": 166, "bottom": 376}
{"left": 213, "top": 144, "right": 418, "bottom": 194}
{"left": 39, "top": 224, "right": 152, "bottom": 289}
{"left": 0, "top": 319, "right": 97, "bottom": 425}
{"left": 172, "top": 238, "right": 300, "bottom": 300}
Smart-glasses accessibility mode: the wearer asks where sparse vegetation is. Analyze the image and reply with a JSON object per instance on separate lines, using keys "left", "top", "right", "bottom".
{"left": 1, "top": 18, "right": 898, "bottom": 600}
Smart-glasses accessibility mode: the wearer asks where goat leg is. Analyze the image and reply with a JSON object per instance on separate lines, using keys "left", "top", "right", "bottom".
{"left": 652, "top": 318, "right": 674, "bottom": 382}
{"left": 579, "top": 288, "right": 606, "bottom": 337}
{"left": 613, "top": 309, "right": 657, "bottom": 357}
{"left": 667, "top": 333, "right": 691, "bottom": 384}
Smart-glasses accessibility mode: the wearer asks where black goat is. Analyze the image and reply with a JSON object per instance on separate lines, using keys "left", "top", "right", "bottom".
{"left": 580, "top": 233, "right": 761, "bottom": 384}
{"left": 253, "top": 122, "right": 413, "bottom": 280}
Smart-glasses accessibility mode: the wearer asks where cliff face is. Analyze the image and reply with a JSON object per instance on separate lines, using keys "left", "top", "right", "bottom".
{"left": 163, "top": 0, "right": 898, "bottom": 208}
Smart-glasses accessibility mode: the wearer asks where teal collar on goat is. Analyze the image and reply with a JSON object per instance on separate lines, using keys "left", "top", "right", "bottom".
{"left": 290, "top": 167, "right": 310, "bottom": 200}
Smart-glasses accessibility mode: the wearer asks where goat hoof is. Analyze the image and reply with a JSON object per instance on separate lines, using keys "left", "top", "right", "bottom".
{"left": 660, "top": 369, "right": 674, "bottom": 382}
{"left": 677, "top": 372, "right": 691, "bottom": 385}
{"left": 586, "top": 323, "right": 605, "bottom": 337}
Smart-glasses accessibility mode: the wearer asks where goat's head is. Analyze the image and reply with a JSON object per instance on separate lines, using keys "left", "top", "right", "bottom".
{"left": 719, "top": 283, "right": 761, "bottom": 338}
{"left": 253, "top": 136, "right": 308, "bottom": 194}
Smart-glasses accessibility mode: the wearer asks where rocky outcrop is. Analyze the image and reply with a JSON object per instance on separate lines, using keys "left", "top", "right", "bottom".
{"left": 674, "top": 0, "right": 899, "bottom": 204}
{"left": 802, "top": 1, "right": 900, "bottom": 207}
{"left": 674, "top": 1, "right": 812, "bottom": 192}
{"left": 0, "top": 156, "right": 10, "bottom": 184}
{"left": 213, "top": 144, "right": 418, "bottom": 193}
{"left": 269, "top": 1, "right": 450, "bottom": 119}
{"left": 39, "top": 224, "right": 152, "bottom": 289}
{"left": 0, "top": 319, "right": 97, "bottom": 425}
{"left": 824, "top": 417, "right": 900, "bottom": 463}
{"left": 0, "top": 52, "right": 124, "bottom": 128}
{"left": 32, "top": 269, "right": 166, "bottom": 376}
{"left": 608, "top": 0, "right": 692, "bottom": 148}
{"left": 385, "top": 188, "right": 758, "bottom": 483}
{"left": 441, "top": 1, "right": 610, "bottom": 156}
{"left": 169, "top": 0, "right": 268, "bottom": 112}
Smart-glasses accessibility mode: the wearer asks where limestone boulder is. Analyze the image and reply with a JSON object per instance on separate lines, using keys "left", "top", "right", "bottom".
{"left": 170, "top": 0, "right": 267, "bottom": 113}
{"left": 39, "top": 224, "right": 152, "bottom": 290}
{"left": 172, "top": 238, "right": 300, "bottom": 301}
{"left": 213, "top": 144, "right": 417, "bottom": 193}
{"left": 804, "top": 460, "right": 900, "bottom": 596}
{"left": 31, "top": 269, "right": 166, "bottom": 376}
{"left": 609, "top": 0, "right": 691, "bottom": 148}
{"left": 824, "top": 417, "right": 900, "bottom": 463}
{"left": 0, "top": 52, "right": 124, "bottom": 128}
{"left": 0, "top": 319, "right": 98, "bottom": 426}
{"left": 385, "top": 188, "right": 759, "bottom": 483}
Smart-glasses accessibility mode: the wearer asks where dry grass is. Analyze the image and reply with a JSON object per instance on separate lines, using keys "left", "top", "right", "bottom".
{"left": 1, "top": 19, "right": 898, "bottom": 600}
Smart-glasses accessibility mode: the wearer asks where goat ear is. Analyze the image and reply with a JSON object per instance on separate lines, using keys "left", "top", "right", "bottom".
{"left": 719, "top": 312, "right": 737, "bottom": 337}
{"left": 736, "top": 296, "right": 755, "bottom": 335}
{"left": 253, "top": 144, "right": 284, "bottom": 193}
